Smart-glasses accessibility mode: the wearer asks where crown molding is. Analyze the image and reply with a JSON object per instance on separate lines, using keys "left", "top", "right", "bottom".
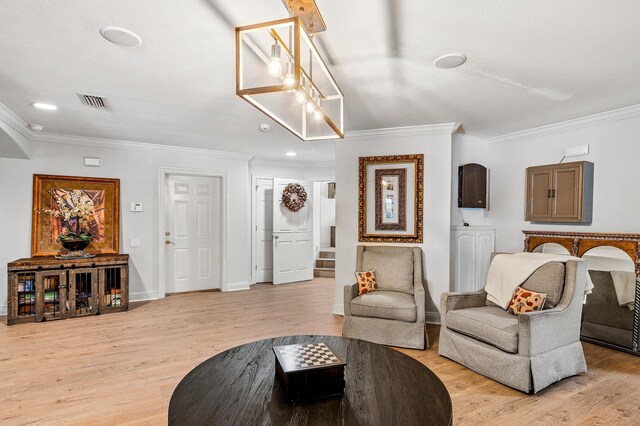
{"left": 0, "top": 101, "right": 252, "bottom": 161}
{"left": 249, "top": 158, "right": 335, "bottom": 169}
{"left": 485, "top": 104, "right": 640, "bottom": 144}
{"left": 344, "top": 123, "right": 461, "bottom": 140}
{"left": 0, "top": 102, "right": 36, "bottom": 139}
{"left": 30, "top": 132, "right": 254, "bottom": 161}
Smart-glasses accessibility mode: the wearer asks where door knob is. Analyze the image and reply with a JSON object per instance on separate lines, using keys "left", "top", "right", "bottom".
{"left": 165, "top": 240, "right": 175, "bottom": 245}
{"left": 274, "top": 235, "right": 279, "bottom": 239}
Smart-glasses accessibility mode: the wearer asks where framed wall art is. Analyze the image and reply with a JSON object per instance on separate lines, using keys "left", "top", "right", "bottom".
{"left": 358, "top": 154, "right": 424, "bottom": 243}
{"left": 31, "top": 174, "right": 120, "bottom": 256}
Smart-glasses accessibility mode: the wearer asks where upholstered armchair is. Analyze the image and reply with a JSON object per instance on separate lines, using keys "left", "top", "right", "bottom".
{"left": 439, "top": 255, "right": 589, "bottom": 393}
{"left": 342, "top": 245, "right": 428, "bottom": 350}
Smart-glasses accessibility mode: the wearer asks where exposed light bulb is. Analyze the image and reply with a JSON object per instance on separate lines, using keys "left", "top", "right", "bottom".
{"left": 295, "top": 90, "right": 306, "bottom": 104}
{"left": 306, "top": 101, "right": 316, "bottom": 114}
{"left": 313, "top": 98, "right": 323, "bottom": 121}
{"left": 283, "top": 62, "right": 295, "bottom": 87}
{"left": 267, "top": 41, "right": 282, "bottom": 77}
{"left": 306, "top": 89, "right": 316, "bottom": 113}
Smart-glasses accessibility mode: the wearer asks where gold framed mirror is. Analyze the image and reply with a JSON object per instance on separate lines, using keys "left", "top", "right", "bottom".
{"left": 358, "top": 154, "right": 424, "bottom": 243}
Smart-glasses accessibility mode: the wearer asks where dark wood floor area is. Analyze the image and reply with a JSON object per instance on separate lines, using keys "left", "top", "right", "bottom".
{"left": 1, "top": 278, "right": 638, "bottom": 425}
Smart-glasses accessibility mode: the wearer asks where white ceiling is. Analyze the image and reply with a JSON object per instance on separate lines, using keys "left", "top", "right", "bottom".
{"left": 1, "top": 0, "right": 640, "bottom": 161}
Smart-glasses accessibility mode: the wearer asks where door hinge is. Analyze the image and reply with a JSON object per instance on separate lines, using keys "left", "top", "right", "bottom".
{"left": 255, "top": 264, "right": 258, "bottom": 270}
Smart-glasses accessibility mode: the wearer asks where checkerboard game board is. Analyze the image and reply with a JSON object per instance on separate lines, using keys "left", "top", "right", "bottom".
{"left": 274, "top": 342, "right": 342, "bottom": 371}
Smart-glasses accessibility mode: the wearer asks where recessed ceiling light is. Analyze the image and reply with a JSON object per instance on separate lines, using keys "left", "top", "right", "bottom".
{"left": 286, "top": 152, "right": 297, "bottom": 157}
{"left": 32, "top": 102, "right": 58, "bottom": 111}
{"left": 100, "top": 26, "right": 143, "bottom": 47}
{"left": 434, "top": 53, "right": 467, "bottom": 69}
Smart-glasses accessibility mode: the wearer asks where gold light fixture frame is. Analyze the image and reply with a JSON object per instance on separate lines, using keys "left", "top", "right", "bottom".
{"left": 236, "top": 16, "right": 344, "bottom": 141}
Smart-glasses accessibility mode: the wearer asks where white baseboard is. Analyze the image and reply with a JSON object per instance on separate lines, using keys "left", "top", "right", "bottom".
{"left": 332, "top": 303, "right": 344, "bottom": 316}
{"left": 226, "top": 281, "right": 251, "bottom": 292}
{"left": 425, "top": 311, "right": 441, "bottom": 325}
{"left": 0, "top": 304, "right": 6, "bottom": 316}
{"left": 130, "top": 291, "right": 159, "bottom": 302}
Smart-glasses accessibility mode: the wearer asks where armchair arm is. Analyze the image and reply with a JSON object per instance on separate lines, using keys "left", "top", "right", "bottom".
{"left": 440, "top": 290, "right": 486, "bottom": 328}
{"left": 440, "top": 290, "right": 486, "bottom": 315}
{"left": 517, "top": 304, "right": 580, "bottom": 357}
{"left": 414, "top": 284, "right": 425, "bottom": 323}
{"left": 343, "top": 284, "right": 358, "bottom": 317}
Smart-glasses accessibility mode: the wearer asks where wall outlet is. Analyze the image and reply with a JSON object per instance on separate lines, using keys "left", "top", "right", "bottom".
{"left": 564, "top": 144, "right": 589, "bottom": 158}
{"left": 130, "top": 239, "right": 141, "bottom": 247}
{"left": 130, "top": 202, "right": 143, "bottom": 212}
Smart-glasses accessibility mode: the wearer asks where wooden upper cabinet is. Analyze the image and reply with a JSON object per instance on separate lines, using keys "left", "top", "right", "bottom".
{"left": 525, "top": 161, "right": 593, "bottom": 223}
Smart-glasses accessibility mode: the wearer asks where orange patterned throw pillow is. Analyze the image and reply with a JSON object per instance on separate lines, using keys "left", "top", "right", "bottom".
{"left": 508, "top": 286, "right": 547, "bottom": 314}
{"left": 355, "top": 270, "right": 377, "bottom": 295}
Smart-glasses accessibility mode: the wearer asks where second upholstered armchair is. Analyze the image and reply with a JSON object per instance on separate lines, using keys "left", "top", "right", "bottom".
{"left": 342, "top": 245, "right": 428, "bottom": 350}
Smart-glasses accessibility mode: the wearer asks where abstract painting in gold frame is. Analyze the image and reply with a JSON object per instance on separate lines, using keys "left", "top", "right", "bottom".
{"left": 358, "top": 154, "right": 424, "bottom": 243}
{"left": 31, "top": 174, "right": 120, "bottom": 256}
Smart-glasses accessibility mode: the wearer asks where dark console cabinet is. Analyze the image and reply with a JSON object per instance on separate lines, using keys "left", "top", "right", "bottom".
{"left": 7, "top": 254, "right": 128, "bottom": 325}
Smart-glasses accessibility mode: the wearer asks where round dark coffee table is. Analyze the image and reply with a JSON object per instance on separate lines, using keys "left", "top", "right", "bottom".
{"left": 169, "top": 335, "right": 452, "bottom": 425}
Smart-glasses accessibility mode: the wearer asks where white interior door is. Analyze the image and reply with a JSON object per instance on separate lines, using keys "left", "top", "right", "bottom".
{"left": 165, "top": 175, "right": 221, "bottom": 293}
{"left": 256, "top": 178, "right": 273, "bottom": 283}
{"left": 272, "top": 178, "right": 313, "bottom": 284}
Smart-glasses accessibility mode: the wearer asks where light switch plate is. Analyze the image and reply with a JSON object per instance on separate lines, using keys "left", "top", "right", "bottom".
{"left": 130, "top": 202, "right": 143, "bottom": 212}
{"left": 564, "top": 144, "right": 589, "bottom": 158}
{"left": 130, "top": 239, "right": 141, "bottom": 247}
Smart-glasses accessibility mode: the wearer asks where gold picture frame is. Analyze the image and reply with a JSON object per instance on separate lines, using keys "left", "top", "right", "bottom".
{"left": 358, "top": 154, "right": 424, "bottom": 243}
{"left": 31, "top": 174, "right": 120, "bottom": 256}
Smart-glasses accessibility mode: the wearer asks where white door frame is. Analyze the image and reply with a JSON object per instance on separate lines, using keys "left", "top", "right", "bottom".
{"left": 250, "top": 174, "right": 335, "bottom": 284}
{"left": 158, "top": 167, "right": 226, "bottom": 298}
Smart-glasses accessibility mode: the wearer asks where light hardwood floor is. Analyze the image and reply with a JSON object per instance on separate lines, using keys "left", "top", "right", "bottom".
{"left": 1, "top": 278, "right": 638, "bottom": 425}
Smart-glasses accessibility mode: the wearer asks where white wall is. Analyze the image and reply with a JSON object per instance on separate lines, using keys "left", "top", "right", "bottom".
{"left": 334, "top": 125, "right": 459, "bottom": 320}
{"left": 488, "top": 107, "right": 640, "bottom": 253}
{"left": 318, "top": 182, "right": 336, "bottom": 248}
{"left": 451, "top": 133, "right": 491, "bottom": 227}
{"left": 0, "top": 138, "right": 253, "bottom": 313}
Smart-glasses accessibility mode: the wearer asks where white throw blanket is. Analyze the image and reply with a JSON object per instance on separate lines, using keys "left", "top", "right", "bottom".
{"left": 485, "top": 253, "right": 594, "bottom": 310}
{"left": 610, "top": 270, "right": 636, "bottom": 311}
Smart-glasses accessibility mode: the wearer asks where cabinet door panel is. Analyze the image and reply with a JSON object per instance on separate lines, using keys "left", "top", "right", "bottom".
{"left": 35, "top": 271, "right": 67, "bottom": 322}
{"left": 553, "top": 165, "right": 581, "bottom": 219}
{"left": 526, "top": 170, "right": 553, "bottom": 220}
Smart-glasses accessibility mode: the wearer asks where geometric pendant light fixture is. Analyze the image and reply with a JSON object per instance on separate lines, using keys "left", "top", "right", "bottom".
{"left": 235, "top": 0, "right": 344, "bottom": 140}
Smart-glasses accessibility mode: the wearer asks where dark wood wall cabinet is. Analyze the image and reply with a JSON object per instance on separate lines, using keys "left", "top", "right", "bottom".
{"left": 7, "top": 254, "right": 128, "bottom": 325}
{"left": 525, "top": 161, "right": 594, "bottom": 223}
{"left": 458, "top": 163, "right": 487, "bottom": 208}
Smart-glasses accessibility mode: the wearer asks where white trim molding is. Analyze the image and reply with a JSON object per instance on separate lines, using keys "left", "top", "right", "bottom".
{"left": 129, "top": 291, "right": 160, "bottom": 303}
{"left": 332, "top": 303, "right": 344, "bottom": 316}
{"left": 0, "top": 304, "right": 6, "bottom": 316}
{"left": 485, "top": 103, "right": 640, "bottom": 144}
{"left": 345, "top": 123, "right": 461, "bottom": 140}
{"left": 33, "top": 132, "right": 253, "bottom": 161}
{"left": 226, "top": 282, "right": 251, "bottom": 292}
{"left": 249, "top": 158, "right": 335, "bottom": 169}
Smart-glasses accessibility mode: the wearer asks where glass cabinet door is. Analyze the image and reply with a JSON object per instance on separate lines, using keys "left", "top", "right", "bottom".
{"left": 9, "top": 272, "right": 37, "bottom": 323}
{"left": 98, "top": 266, "right": 128, "bottom": 312}
{"left": 35, "top": 270, "right": 67, "bottom": 322}
{"left": 68, "top": 269, "right": 98, "bottom": 317}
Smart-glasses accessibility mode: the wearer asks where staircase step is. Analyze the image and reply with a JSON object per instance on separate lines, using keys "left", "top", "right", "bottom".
{"left": 315, "top": 259, "right": 335, "bottom": 268}
{"left": 318, "top": 250, "right": 335, "bottom": 259}
{"left": 314, "top": 268, "right": 335, "bottom": 278}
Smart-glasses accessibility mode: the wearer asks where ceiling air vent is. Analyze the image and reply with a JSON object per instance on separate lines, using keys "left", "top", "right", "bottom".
{"left": 77, "top": 93, "right": 110, "bottom": 110}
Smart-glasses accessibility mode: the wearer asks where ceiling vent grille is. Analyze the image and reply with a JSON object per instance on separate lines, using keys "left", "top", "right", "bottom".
{"left": 77, "top": 93, "right": 110, "bottom": 110}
